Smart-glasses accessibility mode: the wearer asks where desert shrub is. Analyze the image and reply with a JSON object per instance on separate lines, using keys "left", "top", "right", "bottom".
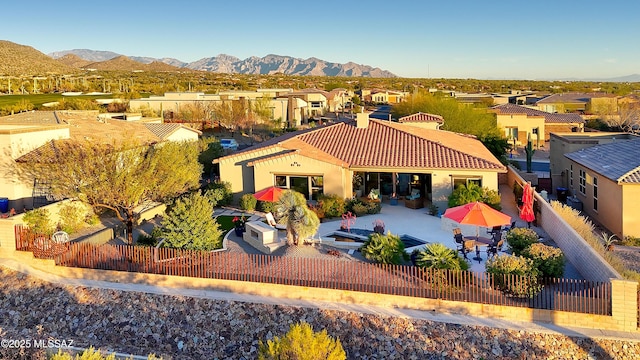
{"left": 23, "top": 208, "right": 55, "bottom": 236}
{"left": 351, "top": 203, "right": 368, "bottom": 216}
{"left": 259, "top": 200, "right": 275, "bottom": 213}
{"left": 204, "top": 181, "right": 233, "bottom": 207}
{"left": 258, "top": 322, "right": 346, "bottom": 360}
{"left": 137, "top": 227, "right": 163, "bottom": 247}
{"left": 414, "top": 243, "right": 469, "bottom": 270}
{"left": 551, "top": 201, "right": 640, "bottom": 282}
{"left": 621, "top": 236, "right": 640, "bottom": 247}
{"left": 506, "top": 227, "right": 539, "bottom": 256}
{"left": 308, "top": 203, "right": 325, "bottom": 220}
{"left": 485, "top": 254, "right": 542, "bottom": 297}
{"left": 85, "top": 211, "right": 100, "bottom": 226}
{"left": 447, "top": 183, "right": 501, "bottom": 210}
{"left": 318, "top": 194, "right": 346, "bottom": 218}
{"left": 360, "top": 231, "right": 407, "bottom": 265}
{"left": 58, "top": 202, "right": 86, "bottom": 234}
{"left": 50, "top": 347, "right": 160, "bottom": 360}
{"left": 239, "top": 193, "right": 257, "bottom": 211}
{"left": 522, "top": 243, "right": 565, "bottom": 278}
{"left": 365, "top": 199, "right": 381, "bottom": 214}
{"left": 160, "top": 192, "right": 223, "bottom": 251}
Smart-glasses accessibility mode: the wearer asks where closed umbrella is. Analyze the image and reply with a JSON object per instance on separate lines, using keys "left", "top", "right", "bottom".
{"left": 253, "top": 186, "right": 284, "bottom": 202}
{"left": 520, "top": 182, "right": 535, "bottom": 227}
{"left": 443, "top": 201, "right": 512, "bottom": 237}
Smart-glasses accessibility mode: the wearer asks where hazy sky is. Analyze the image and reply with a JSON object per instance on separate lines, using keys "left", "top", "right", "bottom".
{"left": 4, "top": 0, "right": 639, "bottom": 80}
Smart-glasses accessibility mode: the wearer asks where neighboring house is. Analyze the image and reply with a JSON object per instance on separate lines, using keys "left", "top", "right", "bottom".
{"left": 564, "top": 139, "right": 640, "bottom": 239}
{"left": 280, "top": 88, "right": 330, "bottom": 125}
{"left": 370, "top": 90, "right": 407, "bottom": 104}
{"left": 0, "top": 111, "right": 198, "bottom": 211}
{"left": 549, "top": 132, "right": 637, "bottom": 199}
{"left": 489, "top": 103, "right": 585, "bottom": 147}
{"left": 397, "top": 112, "right": 443, "bottom": 130}
{"left": 215, "top": 113, "right": 506, "bottom": 211}
{"left": 535, "top": 92, "right": 618, "bottom": 114}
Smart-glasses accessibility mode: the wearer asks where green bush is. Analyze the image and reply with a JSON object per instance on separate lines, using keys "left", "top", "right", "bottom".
{"left": 485, "top": 254, "right": 542, "bottom": 297}
{"left": 621, "top": 236, "right": 640, "bottom": 247}
{"left": 160, "top": 192, "right": 223, "bottom": 251}
{"left": 58, "top": 202, "right": 86, "bottom": 234}
{"left": 259, "top": 200, "right": 276, "bottom": 213}
{"left": 447, "top": 183, "right": 501, "bottom": 210}
{"left": 351, "top": 203, "right": 368, "bottom": 216}
{"left": 259, "top": 322, "right": 346, "bottom": 360}
{"left": 522, "top": 243, "right": 565, "bottom": 278}
{"left": 414, "top": 243, "right": 469, "bottom": 270}
{"left": 318, "top": 194, "right": 346, "bottom": 218}
{"left": 360, "top": 231, "right": 407, "bottom": 265}
{"left": 137, "top": 227, "right": 163, "bottom": 247}
{"left": 23, "top": 208, "right": 55, "bottom": 235}
{"left": 366, "top": 199, "right": 382, "bottom": 214}
{"left": 240, "top": 193, "right": 258, "bottom": 211}
{"left": 506, "top": 228, "right": 539, "bottom": 256}
{"left": 204, "top": 181, "right": 233, "bottom": 207}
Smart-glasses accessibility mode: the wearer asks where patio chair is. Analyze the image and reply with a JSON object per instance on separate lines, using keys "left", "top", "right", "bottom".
{"left": 458, "top": 239, "right": 475, "bottom": 259}
{"left": 488, "top": 239, "right": 504, "bottom": 257}
{"left": 487, "top": 225, "right": 502, "bottom": 235}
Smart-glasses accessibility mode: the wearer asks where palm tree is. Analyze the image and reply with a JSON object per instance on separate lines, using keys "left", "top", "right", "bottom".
{"left": 274, "top": 190, "right": 320, "bottom": 246}
{"left": 415, "top": 243, "right": 463, "bottom": 270}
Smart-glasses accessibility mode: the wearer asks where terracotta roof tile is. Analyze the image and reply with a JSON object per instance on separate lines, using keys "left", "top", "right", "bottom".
{"left": 398, "top": 112, "right": 444, "bottom": 123}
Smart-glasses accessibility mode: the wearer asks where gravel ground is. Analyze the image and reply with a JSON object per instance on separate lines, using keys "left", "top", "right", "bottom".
{"left": 1, "top": 267, "right": 639, "bottom": 360}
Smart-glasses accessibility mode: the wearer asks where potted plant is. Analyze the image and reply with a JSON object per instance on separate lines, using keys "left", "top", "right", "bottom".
{"left": 373, "top": 219, "right": 385, "bottom": 234}
{"left": 427, "top": 203, "right": 439, "bottom": 216}
{"left": 233, "top": 215, "right": 247, "bottom": 236}
{"left": 389, "top": 192, "right": 398, "bottom": 206}
{"left": 352, "top": 173, "right": 364, "bottom": 197}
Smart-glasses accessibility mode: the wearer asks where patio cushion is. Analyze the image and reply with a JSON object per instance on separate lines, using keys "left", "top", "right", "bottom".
{"left": 407, "top": 189, "right": 420, "bottom": 200}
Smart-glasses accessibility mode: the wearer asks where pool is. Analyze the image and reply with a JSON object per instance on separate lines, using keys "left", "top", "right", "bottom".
{"left": 324, "top": 228, "right": 427, "bottom": 250}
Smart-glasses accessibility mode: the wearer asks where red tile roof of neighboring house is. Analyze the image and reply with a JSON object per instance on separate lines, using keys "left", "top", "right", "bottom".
{"left": 398, "top": 112, "right": 444, "bottom": 123}
{"left": 222, "top": 119, "right": 505, "bottom": 171}
{"left": 491, "top": 103, "right": 584, "bottom": 124}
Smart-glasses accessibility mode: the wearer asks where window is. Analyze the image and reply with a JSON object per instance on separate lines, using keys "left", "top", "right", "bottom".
{"left": 579, "top": 169, "right": 586, "bottom": 195}
{"left": 273, "top": 175, "right": 323, "bottom": 200}
{"left": 569, "top": 165, "right": 573, "bottom": 188}
{"left": 593, "top": 177, "right": 598, "bottom": 211}
{"left": 452, "top": 177, "right": 482, "bottom": 189}
{"left": 506, "top": 127, "right": 518, "bottom": 140}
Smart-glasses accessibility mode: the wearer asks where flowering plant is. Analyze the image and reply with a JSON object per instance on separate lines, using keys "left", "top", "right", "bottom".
{"left": 233, "top": 215, "right": 247, "bottom": 228}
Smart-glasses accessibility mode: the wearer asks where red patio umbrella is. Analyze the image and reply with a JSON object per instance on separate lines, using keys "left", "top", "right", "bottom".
{"left": 253, "top": 186, "right": 284, "bottom": 202}
{"left": 443, "top": 201, "right": 512, "bottom": 236}
{"left": 520, "top": 182, "right": 536, "bottom": 227}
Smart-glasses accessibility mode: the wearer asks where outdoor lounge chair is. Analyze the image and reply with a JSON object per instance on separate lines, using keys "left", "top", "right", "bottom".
{"left": 404, "top": 189, "right": 423, "bottom": 209}
{"left": 265, "top": 212, "right": 286, "bottom": 230}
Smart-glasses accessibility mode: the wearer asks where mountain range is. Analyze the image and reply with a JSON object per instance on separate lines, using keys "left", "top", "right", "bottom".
{"left": 48, "top": 49, "right": 397, "bottom": 77}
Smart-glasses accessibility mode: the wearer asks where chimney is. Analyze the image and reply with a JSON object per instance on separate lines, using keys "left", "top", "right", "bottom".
{"left": 356, "top": 112, "right": 369, "bottom": 129}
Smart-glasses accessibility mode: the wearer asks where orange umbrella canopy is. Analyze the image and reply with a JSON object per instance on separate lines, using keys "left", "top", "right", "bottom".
{"left": 253, "top": 186, "right": 284, "bottom": 202}
{"left": 443, "top": 201, "right": 512, "bottom": 229}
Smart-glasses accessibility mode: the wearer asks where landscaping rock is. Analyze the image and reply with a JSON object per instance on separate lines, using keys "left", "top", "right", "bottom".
{"left": 0, "top": 266, "right": 639, "bottom": 359}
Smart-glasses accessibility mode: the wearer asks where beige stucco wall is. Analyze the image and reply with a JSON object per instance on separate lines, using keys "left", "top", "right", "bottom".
{"left": 218, "top": 146, "right": 287, "bottom": 199}
{"left": 165, "top": 128, "right": 199, "bottom": 142}
{"left": 431, "top": 169, "right": 500, "bottom": 211}
{"left": 622, "top": 185, "right": 640, "bottom": 238}
{"left": 0, "top": 126, "right": 70, "bottom": 209}
{"left": 496, "top": 113, "right": 545, "bottom": 145}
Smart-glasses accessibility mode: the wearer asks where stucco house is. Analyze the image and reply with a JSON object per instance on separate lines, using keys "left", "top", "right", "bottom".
{"left": 397, "top": 112, "right": 443, "bottom": 130}
{"left": 215, "top": 113, "right": 506, "bottom": 211}
{"left": 563, "top": 139, "right": 640, "bottom": 239}
{"left": 489, "top": 103, "right": 585, "bottom": 147}
{"left": 0, "top": 111, "right": 200, "bottom": 212}
{"left": 535, "top": 92, "right": 618, "bottom": 114}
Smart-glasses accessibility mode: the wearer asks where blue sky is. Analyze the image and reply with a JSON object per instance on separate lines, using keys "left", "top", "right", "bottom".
{"left": 4, "top": 1, "right": 639, "bottom": 80}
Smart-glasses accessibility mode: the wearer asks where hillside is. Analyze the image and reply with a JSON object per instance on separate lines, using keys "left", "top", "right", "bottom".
{"left": 0, "top": 40, "right": 74, "bottom": 76}
{"left": 55, "top": 53, "right": 93, "bottom": 68}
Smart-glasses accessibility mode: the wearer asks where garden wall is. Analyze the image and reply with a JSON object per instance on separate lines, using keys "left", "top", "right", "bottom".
{"left": 5, "top": 251, "right": 638, "bottom": 333}
{"left": 508, "top": 166, "right": 621, "bottom": 282}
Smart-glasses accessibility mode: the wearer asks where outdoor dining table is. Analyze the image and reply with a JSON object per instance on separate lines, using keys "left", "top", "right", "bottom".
{"left": 464, "top": 236, "right": 493, "bottom": 262}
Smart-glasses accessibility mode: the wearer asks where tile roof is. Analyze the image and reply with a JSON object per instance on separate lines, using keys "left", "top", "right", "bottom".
{"left": 238, "top": 120, "right": 503, "bottom": 170}
{"left": 398, "top": 112, "right": 444, "bottom": 123}
{"left": 144, "top": 123, "right": 201, "bottom": 139}
{"left": 565, "top": 139, "right": 640, "bottom": 183}
{"left": 491, "top": 103, "right": 584, "bottom": 123}
{"left": 0, "top": 111, "right": 62, "bottom": 125}
{"left": 536, "top": 92, "right": 615, "bottom": 104}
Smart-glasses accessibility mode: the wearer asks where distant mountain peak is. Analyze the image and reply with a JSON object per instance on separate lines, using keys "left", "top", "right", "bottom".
{"left": 48, "top": 48, "right": 397, "bottom": 77}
